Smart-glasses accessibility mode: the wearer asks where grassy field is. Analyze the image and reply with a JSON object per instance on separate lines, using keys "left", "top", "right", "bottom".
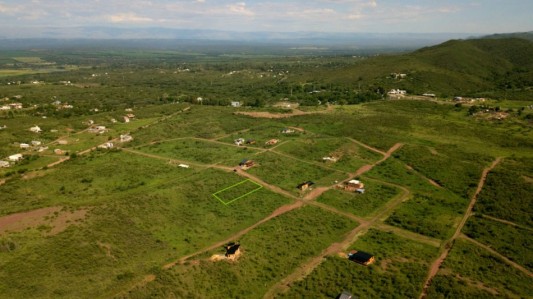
{"left": 134, "top": 138, "right": 263, "bottom": 166}
{"left": 474, "top": 157, "right": 533, "bottom": 227}
{"left": 247, "top": 151, "right": 348, "bottom": 193}
{"left": 463, "top": 215, "right": 533, "bottom": 271}
{"left": 280, "top": 229, "right": 439, "bottom": 298}
{"left": 385, "top": 189, "right": 467, "bottom": 239}
{"left": 0, "top": 45, "right": 532, "bottom": 298}
{"left": 427, "top": 239, "right": 533, "bottom": 298}
{"left": 274, "top": 137, "right": 383, "bottom": 173}
{"left": 316, "top": 178, "right": 401, "bottom": 217}
{"left": 125, "top": 205, "right": 357, "bottom": 298}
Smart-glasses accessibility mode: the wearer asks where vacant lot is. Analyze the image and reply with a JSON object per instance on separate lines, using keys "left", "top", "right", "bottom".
{"left": 280, "top": 229, "right": 438, "bottom": 299}
{"left": 126, "top": 206, "right": 357, "bottom": 298}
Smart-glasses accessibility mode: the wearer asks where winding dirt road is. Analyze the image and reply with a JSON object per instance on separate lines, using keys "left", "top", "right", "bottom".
{"left": 419, "top": 157, "right": 502, "bottom": 299}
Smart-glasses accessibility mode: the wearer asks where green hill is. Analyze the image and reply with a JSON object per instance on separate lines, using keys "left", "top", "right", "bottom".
{"left": 482, "top": 31, "right": 533, "bottom": 41}
{"left": 327, "top": 38, "right": 533, "bottom": 99}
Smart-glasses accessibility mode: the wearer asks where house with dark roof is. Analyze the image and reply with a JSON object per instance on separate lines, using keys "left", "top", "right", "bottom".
{"left": 239, "top": 159, "right": 255, "bottom": 170}
{"left": 348, "top": 250, "right": 375, "bottom": 266}
{"left": 225, "top": 242, "right": 241, "bottom": 261}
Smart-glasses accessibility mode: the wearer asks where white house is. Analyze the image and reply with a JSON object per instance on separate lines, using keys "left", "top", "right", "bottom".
{"left": 19, "top": 143, "right": 30, "bottom": 149}
{"left": 0, "top": 160, "right": 10, "bottom": 168}
{"left": 231, "top": 101, "right": 241, "bottom": 107}
{"left": 98, "top": 142, "right": 114, "bottom": 149}
{"left": 388, "top": 89, "right": 406, "bottom": 95}
{"left": 0, "top": 105, "right": 10, "bottom": 110}
{"left": 120, "top": 134, "right": 133, "bottom": 143}
{"left": 8, "top": 154, "right": 23, "bottom": 162}
{"left": 31, "top": 140, "right": 42, "bottom": 146}
{"left": 178, "top": 164, "right": 190, "bottom": 168}
{"left": 30, "top": 125, "right": 42, "bottom": 133}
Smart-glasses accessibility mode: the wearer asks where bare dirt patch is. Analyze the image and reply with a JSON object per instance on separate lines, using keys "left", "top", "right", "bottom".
{"left": 234, "top": 109, "right": 307, "bottom": 119}
{"left": 47, "top": 209, "right": 88, "bottom": 236}
{"left": 0, "top": 207, "right": 88, "bottom": 236}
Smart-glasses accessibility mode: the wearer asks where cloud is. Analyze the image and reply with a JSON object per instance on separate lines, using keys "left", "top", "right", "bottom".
{"left": 108, "top": 13, "right": 153, "bottom": 23}
{"left": 227, "top": 2, "right": 254, "bottom": 16}
{"left": 0, "top": 3, "right": 20, "bottom": 14}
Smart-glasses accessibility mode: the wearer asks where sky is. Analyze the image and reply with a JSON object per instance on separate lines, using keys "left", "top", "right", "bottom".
{"left": 0, "top": 0, "right": 532, "bottom": 34}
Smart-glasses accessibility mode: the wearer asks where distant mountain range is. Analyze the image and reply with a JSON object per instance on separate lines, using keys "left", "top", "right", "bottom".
{"left": 0, "top": 26, "right": 477, "bottom": 51}
{"left": 481, "top": 31, "right": 533, "bottom": 41}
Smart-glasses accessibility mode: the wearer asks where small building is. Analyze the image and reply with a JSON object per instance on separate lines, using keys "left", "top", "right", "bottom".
{"left": 37, "top": 146, "right": 48, "bottom": 152}
{"left": 0, "top": 160, "right": 10, "bottom": 168}
{"left": 234, "top": 138, "right": 245, "bottom": 146}
{"left": 344, "top": 179, "right": 365, "bottom": 192}
{"left": 225, "top": 242, "right": 241, "bottom": 261}
{"left": 9, "top": 103, "right": 23, "bottom": 109}
{"left": 388, "top": 89, "right": 406, "bottom": 95}
{"left": 58, "top": 140, "right": 68, "bottom": 145}
{"left": 29, "top": 125, "right": 42, "bottom": 133}
{"left": 348, "top": 250, "right": 375, "bottom": 266}
{"left": 178, "top": 164, "right": 190, "bottom": 169}
{"left": 8, "top": 154, "right": 23, "bottom": 162}
{"left": 422, "top": 93, "right": 436, "bottom": 98}
{"left": 281, "top": 128, "right": 295, "bottom": 134}
{"left": 54, "top": 149, "right": 65, "bottom": 155}
{"left": 323, "top": 156, "right": 338, "bottom": 162}
{"left": 98, "top": 142, "right": 114, "bottom": 149}
{"left": 265, "top": 139, "right": 279, "bottom": 146}
{"left": 31, "top": 140, "right": 42, "bottom": 146}
{"left": 337, "top": 291, "right": 354, "bottom": 299}
{"left": 120, "top": 134, "right": 133, "bottom": 143}
{"left": 88, "top": 126, "right": 106, "bottom": 134}
{"left": 231, "top": 101, "right": 241, "bottom": 107}
{"left": 123, "top": 116, "right": 130, "bottom": 123}
{"left": 239, "top": 159, "right": 255, "bottom": 170}
{"left": 19, "top": 143, "right": 30, "bottom": 149}
{"left": 297, "top": 181, "right": 315, "bottom": 191}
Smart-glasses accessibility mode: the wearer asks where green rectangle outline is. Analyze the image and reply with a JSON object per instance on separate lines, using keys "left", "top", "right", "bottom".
{"left": 212, "top": 179, "right": 263, "bottom": 205}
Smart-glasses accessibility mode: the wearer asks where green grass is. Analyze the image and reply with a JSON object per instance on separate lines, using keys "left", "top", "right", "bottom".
{"left": 0, "top": 151, "right": 193, "bottom": 215}
{"left": 316, "top": 178, "right": 400, "bottom": 217}
{"left": 281, "top": 229, "right": 439, "bottom": 299}
{"left": 274, "top": 137, "right": 382, "bottom": 173}
{"left": 212, "top": 179, "right": 263, "bottom": 205}
{"left": 463, "top": 215, "right": 533, "bottom": 271}
{"left": 427, "top": 239, "right": 533, "bottom": 298}
{"left": 135, "top": 138, "right": 263, "bottom": 166}
{"left": 385, "top": 189, "right": 467, "bottom": 239}
{"left": 126, "top": 205, "right": 357, "bottom": 298}
{"left": 474, "top": 157, "right": 533, "bottom": 227}
{"left": 393, "top": 143, "right": 489, "bottom": 198}
{"left": 247, "top": 151, "right": 348, "bottom": 193}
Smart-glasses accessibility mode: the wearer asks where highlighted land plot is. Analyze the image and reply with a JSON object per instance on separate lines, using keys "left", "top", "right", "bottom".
{"left": 213, "top": 179, "right": 263, "bottom": 205}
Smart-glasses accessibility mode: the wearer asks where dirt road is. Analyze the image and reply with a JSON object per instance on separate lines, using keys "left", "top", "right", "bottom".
{"left": 264, "top": 173, "right": 411, "bottom": 299}
{"left": 163, "top": 201, "right": 304, "bottom": 269}
{"left": 419, "top": 157, "right": 502, "bottom": 299}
